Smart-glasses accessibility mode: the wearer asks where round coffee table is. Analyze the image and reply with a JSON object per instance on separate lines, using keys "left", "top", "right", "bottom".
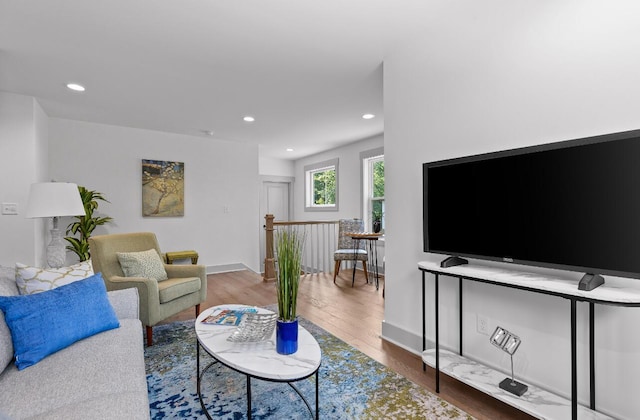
{"left": 195, "top": 304, "right": 321, "bottom": 419}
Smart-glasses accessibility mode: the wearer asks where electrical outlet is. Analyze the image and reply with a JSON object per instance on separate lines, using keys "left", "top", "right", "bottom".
{"left": 1, "top": 203, "right": 18, "bottom": 215}
{"left": 477, "top": 314, "right": 489, "bottom": 335}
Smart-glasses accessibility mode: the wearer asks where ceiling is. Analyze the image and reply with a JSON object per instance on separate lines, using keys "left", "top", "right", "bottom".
{"left": 0, "top": 1, "right": 432, "bottom": 159}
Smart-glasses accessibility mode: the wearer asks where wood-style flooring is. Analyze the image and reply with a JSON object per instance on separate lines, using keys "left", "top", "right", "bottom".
{"left": 164, "top": 269, "right": 534, "bottom": 420}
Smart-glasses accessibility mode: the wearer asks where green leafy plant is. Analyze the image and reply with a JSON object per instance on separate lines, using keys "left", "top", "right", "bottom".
{"left": 372, "top": 207, "right": 383, "bottom": 233}
{"left": 65, "top": 186, "right": 113, "bottom": 262}
{"left": 275, "top": 228, "right": 305, "bottom": 321}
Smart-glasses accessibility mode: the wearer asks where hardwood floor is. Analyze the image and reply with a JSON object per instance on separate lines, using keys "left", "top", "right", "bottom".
{"left": 164, "top": 269, "right": 534, "bottom": 420}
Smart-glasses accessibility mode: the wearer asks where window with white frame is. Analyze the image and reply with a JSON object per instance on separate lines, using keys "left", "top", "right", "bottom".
{"left": 304, "top": 158, "right": 339, "bottom": 211}
{"left": 361, "top": 148, "right": 384, "bottom": 233}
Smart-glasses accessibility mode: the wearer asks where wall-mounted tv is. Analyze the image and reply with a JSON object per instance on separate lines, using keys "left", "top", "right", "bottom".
{"left": 423, "top": 129, "right": 640, "bottom": 289}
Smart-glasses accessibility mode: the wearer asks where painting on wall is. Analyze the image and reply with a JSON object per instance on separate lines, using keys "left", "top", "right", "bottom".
{"left": 142, "top": 159, "right": 185, "bottom": 217}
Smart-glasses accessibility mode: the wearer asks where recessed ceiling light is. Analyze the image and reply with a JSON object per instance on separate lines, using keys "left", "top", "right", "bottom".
{"left": 66, "top": 83, "right": 85, "bottom": 92}
{"left": 201, "top": 130, "right": 215, "bottom": 136}
{"left": 362, "top": 113, "right": 375, "bottom": 120}
{"left": 243, "top": 116, "right": 255, "bottom": 122}
{"left": 286, "top": 148, "right": 294, "bottom": 152}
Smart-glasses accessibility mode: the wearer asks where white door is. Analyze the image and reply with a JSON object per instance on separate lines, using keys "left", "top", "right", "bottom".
{"left": 260, "top": 181, "right": 290, "bottom": 272}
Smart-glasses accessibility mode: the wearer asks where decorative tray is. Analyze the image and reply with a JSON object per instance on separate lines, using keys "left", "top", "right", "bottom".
{"left": 227, "top": 312, "right": 277, "bottom": 342}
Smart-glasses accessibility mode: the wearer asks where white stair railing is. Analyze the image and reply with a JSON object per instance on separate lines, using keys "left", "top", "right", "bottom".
{"left": 263, "top": 214, "right": 338, "bottom": 280}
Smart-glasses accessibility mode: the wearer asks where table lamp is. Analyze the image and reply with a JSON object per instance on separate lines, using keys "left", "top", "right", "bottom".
{"left": 490, "top": 326, "right": 528, "bottom": 396}
{"left": 26, "top": 182, "right": 85, "bottom": 268}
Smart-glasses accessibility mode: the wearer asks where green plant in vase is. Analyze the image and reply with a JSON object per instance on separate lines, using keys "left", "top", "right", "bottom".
{"left": 372, "top": 209, "right": 383, "bottom": 233}
{"left": 65, "top": 186, "right": 113, "bottom": 262}
{"left": 275, "top": 227, "right": 305, "bottom": 354}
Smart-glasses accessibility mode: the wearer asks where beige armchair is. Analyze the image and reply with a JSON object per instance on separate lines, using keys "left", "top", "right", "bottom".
{"left": 89, "top": 232, "right": 207, "bottom": 346}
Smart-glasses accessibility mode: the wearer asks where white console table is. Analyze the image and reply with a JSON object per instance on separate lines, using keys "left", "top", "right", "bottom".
{"left": 418, "top": 261, "right": 640, "bottom": 420}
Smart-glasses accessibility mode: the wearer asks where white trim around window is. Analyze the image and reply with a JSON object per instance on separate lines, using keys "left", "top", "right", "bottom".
{"left": 360, "top": 147, "right": 384, "bottom": 233}
{"left": 304, "top": 158, "right": 339, "bottom": 212}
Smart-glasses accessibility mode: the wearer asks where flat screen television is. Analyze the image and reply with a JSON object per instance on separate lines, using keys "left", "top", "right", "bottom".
{"left": 423, "top": 129, "right": 640, "bottom": 287}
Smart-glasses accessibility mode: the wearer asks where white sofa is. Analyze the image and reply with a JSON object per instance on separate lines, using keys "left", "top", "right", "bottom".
{"left": 0, "top": 267, "right": 150, "bottom": 419}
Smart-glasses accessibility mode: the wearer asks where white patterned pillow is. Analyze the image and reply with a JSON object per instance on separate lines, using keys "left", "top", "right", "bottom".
{"left": 15, "top": 261, "right": 94, "bottom": 295}
{"left": 117, "top": 249, "right": 168, "bottom": 281}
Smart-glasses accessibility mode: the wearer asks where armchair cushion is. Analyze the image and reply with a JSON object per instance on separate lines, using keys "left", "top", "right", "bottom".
{"left": 158, "top": 277, "right": 201, "bottom": 303}
{"left": 0, "top": 273, "right": 119, "bottom": 370}
{"left": 334, "top": 249, "right": 368, "bottom": 261}
{"left": 116, "top": 249, "right": 168, "bottom": 281}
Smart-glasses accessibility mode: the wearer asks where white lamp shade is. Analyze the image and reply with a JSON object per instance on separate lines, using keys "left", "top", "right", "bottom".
{"left": 25, "top": 182, "right": 85, "bottom": 218}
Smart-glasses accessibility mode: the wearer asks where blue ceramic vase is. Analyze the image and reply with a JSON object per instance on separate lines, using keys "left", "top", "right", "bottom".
{"left": 276, "top": 319, "right": 298, "bottom": 355}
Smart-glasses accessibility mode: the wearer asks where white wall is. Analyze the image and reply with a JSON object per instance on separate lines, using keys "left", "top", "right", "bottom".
{"left": 259, "top": 156, "right": 294, "bottom": 177}
{"left": 0, "top": 92, "right": 47, "bottom": 266}
{"left": 48, "top": 118, "right": 261, "bottom": 272}
{"left": 383, "top": 1, "right": 640, "bottom": 418}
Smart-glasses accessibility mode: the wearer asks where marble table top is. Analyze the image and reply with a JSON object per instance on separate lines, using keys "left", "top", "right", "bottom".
{"left": 422, "top": 349, "right": 613, "bottom": 420}
{"left": 418, "top": 260, "right": 640, "bottom": 305}
{"left": 195, "top": 304, "right": 321, "bottom": 381}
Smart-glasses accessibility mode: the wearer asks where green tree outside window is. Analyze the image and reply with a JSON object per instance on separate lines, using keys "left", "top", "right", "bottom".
{"left": 371, "top": 160, "right": 384, "bottom": 231}
{"left": 313, "top": 168, "right": 336, "bottom": 205}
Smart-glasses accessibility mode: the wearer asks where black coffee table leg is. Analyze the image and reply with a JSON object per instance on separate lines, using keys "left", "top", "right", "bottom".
{"left": 247, "top": 376, "right": 252, "bottom": 419}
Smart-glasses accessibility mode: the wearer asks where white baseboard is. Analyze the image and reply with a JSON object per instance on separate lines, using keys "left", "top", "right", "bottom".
{"left": 206, "top": 263, "right": 255, "bottom": 274}
{"left": 381, "top": 320, "right": 432, "bottom": 356}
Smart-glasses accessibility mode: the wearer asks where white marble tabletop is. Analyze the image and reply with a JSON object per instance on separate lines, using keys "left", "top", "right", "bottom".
{"left": 418, "top": 260, "right": 640, "bottom": 304}
{"left": 422, "top": 349, "right": 613, "bottom": 420}
{"left": 195, "top": 304, "right": 321, "bottom": 381}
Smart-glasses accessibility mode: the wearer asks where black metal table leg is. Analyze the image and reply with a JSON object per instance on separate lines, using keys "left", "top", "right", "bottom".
{"left": 368, "top": 240, "right": 373, "bottom": 286}
{"left": 373, "top": 240, "right": 379, "bottom": 290}
{"left": 366, "top": 239, "right": 372, "bottom": 285}
{"left": 422, "top": 270, "right": 426, "bottom": 371}
{"left": 247, "top": 376, "right": 252, "bottom": 419}
{"left": 459, "top": 277, "right": 463, "bottom": 356}
{"left": 435, "top": 273, "right": 440, "bottom": 393}
{"left": 196, "top": 340, "right": 216, "bottom": 420}
{"left": 590, "top": 302, "right": 595, "bottom": 410}
{"left": 315, "top": 369, "right": 319, "bottom": 420}
{"left": 351, "top": 238, "right": 358, "bottom": 287}
{"left": 571, "top": 299, "right": 577, "bottom": 420}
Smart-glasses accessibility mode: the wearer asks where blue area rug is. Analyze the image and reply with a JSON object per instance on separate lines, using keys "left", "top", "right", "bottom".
{"left": 145, "top": 316, "right": 473, "bottom": 419}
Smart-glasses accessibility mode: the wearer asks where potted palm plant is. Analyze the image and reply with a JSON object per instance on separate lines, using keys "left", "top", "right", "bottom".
{"left": 65, "top": 186, "right": 113, "bottom": 262}
{"left": 275, "top": 227, "right": 305, "bottom": 354}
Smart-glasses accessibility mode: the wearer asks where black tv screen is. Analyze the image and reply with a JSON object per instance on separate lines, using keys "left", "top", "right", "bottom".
{"left": 423, "top": 129, "right": 640, "bottom": 279}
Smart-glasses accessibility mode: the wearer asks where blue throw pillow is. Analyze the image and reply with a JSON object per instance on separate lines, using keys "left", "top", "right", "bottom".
{"left": 0, "top": 272, "right": 120, "bottom": 370}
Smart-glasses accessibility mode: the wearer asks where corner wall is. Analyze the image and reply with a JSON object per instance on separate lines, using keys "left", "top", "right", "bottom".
{"left": 0, "top": 91, "right": 47, "bottom": 266}
{"left": 383, "top": 1, "right": 640, "bottom": 418}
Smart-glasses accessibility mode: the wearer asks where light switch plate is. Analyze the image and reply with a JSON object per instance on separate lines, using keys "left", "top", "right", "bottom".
{"left": 2, "top": 203, "right": 18, "bottom": 215}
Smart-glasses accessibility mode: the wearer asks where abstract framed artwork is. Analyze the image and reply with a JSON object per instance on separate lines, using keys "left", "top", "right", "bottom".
{"left": 142, "top": 159, "right": 185, "bottom": 217}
